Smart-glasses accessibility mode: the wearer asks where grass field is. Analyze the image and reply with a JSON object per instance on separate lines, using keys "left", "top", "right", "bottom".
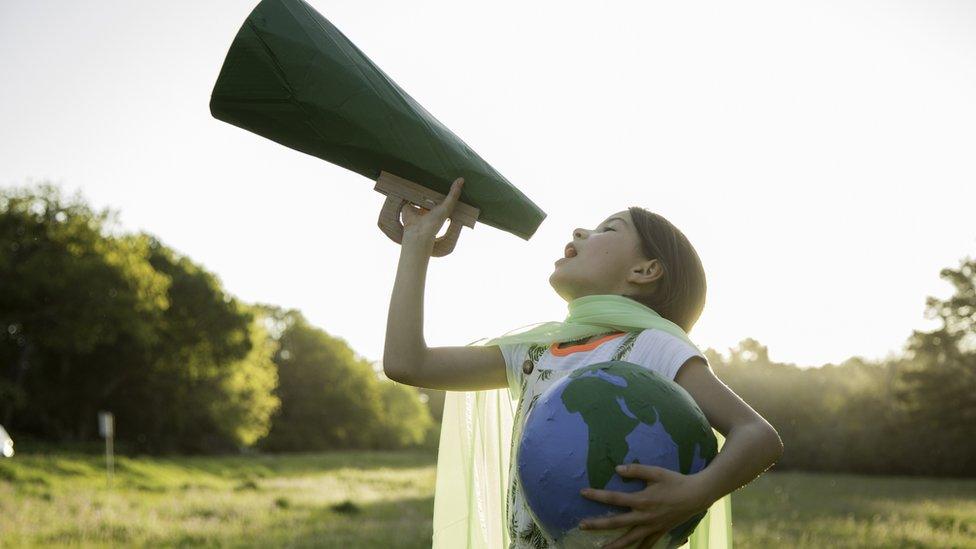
{"left": 1, "top": 451, "right": 974, "bottom": 547}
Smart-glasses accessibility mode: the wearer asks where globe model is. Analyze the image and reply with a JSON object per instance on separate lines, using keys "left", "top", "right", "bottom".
{"left": 516, "top": 360, "right": 718, "bottom": 548}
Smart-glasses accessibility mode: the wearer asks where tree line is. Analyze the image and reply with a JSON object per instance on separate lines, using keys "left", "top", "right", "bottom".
{"left": 0, "top": 182, "right": 433, "bottom": 454}
{"left": 704, "top": 249, "right": 976, "bottom": 478}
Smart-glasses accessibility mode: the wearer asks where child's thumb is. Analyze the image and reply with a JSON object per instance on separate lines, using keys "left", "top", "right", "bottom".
{"left": 435, "top": 177, "right": 464, "bottom": 216}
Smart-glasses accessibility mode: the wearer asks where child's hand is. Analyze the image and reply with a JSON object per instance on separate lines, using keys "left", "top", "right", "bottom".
{"left": 577, "top": 464, "right": 712, "bottom": 549}
{"left": 400, "top": 177, "right": 464, "bottom": 246}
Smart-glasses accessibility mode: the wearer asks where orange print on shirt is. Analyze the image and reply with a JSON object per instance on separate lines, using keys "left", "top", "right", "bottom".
{"left": 549, "top": 331, "right": 628, "bottom": 357}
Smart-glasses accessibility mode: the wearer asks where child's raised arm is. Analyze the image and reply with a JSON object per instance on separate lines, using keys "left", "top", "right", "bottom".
{"left": 382, "top": 177, "right": 509, "bottom": 392}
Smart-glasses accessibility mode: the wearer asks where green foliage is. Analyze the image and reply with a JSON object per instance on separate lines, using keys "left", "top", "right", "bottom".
{"left": 258, "top": 306, "right": 382, "bottom": 450}
{"left": 895, "top": 255, "right": 976, "bottom": 476}
{"left": 373, "top": 379, "right": 435, "bottom": 448}
{"left": 0, "top": 183, "right": 279, "bottom": 453}
{"left": 416, "top": 387, "right": 445, "bottom": 421}
{"left": 709, "top": 254, "right": 976, "bottom": 478}
{"left": 256, "top": 305, "right": 435, "bottom": 451}
{"left": 208, "top": 306, "right": 281, "bottom": 448}
{"left": 710, "top": 345, "right": 909, "bottom": 475}
{"left": 0, "top": 181, "right": 438, "bottom": 454}
{"left": 0, "top": 183, "right": 171, "bottom": 440}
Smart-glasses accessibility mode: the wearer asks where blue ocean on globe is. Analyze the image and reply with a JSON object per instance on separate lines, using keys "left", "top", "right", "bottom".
{"left": 516, "top": 360, "right": 718, "bottom": 548}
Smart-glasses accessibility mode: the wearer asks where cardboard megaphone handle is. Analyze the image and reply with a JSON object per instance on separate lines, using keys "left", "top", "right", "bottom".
{"left": 374, "top": 171, "right": 481, "bottom": 257}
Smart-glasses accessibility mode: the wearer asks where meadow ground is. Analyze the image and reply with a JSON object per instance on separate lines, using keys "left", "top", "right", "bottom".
{"left": 0, "top": 451, "right": 974, "bottom": 547}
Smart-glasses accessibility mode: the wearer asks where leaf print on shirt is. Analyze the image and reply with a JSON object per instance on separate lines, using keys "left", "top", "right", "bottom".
{"left": 508, "top": 475, "right": 520, "bottom": 536}
{"left": 528, "top": 343, "right": 547, "bottom": 364}
{"left": 525, "top": 393, "right": 541, "bottom": 418}
{"left": 536, "top": 369, "right": 554, "bottom": 382}
{"left": 521, "top": 520, "right": 553, "bottom": 549}
{"left": 611, "top": 331, "right": 641, "bottom": 361}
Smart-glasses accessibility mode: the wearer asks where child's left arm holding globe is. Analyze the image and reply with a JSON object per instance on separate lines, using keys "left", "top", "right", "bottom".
{"left": 578, "top": 354, "right": 785, "bottom": 548}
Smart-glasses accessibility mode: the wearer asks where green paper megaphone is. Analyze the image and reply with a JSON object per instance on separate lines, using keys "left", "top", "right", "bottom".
{"left": 210, "top": 0, "right": 547, "bottom": 256}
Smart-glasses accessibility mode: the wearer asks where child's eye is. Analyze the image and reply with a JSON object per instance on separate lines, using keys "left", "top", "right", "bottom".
{"left": 601, "top": 227, "right": 614, "bottom": 232}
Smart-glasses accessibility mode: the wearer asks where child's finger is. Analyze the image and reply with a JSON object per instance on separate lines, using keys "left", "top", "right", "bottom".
{"left": 431, "top": 177, "right": 464, "bottom": 219}
{"left": 443, "top": 177, "right": 463, "bottom": 206}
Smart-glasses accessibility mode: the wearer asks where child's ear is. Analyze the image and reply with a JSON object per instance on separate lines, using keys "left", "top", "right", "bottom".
{"left": 629, "top": 259, "right": 664, "bottom": 285}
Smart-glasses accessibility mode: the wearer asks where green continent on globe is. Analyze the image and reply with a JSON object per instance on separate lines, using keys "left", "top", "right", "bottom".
{"left": 561, "top": 361, "right": 718, "bottom": 491}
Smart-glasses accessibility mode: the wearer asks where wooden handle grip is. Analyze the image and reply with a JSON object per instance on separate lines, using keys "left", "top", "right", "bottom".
{"left": 377, "top": 195, "right": 463, "bottom": 257}
{"left": 374, "top": 171, "right": 480, "bottom": 258}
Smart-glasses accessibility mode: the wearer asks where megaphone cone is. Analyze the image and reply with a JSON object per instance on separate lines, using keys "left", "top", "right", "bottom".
{"left": 211, "top": 0, "right": 546, "bottom": 255}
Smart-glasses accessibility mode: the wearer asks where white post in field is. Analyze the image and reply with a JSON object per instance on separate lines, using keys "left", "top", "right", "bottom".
{"left": 97, "top": 411, "right": 114, "bottom": 487}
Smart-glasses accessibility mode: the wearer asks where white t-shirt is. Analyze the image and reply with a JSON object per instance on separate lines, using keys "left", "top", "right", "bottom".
{"left": 496, "top": 328, "right": 707, "bottom": 549}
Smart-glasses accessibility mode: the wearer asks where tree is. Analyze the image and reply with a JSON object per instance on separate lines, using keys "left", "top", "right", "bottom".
{"left": 0, "top": 182, "right": 280, "bottom": 453}
{"left": 127, "top": 235, "right": 277, "bottom": 453}
{"left": 373, "top": 379, "right": 435, "bottom": 448}
{"left": 0, "top": 183, "right": 169, "bottom": 438}
{"left": 895, "top": 255, "right": 976, "bottom": 476}
{"left": 208, "top": 305, "right": 281, "bottom": 448}
{"left": 257, "top": 306, "right": 386, "bottom": 450}
{"left": 256, "top": 304, "right": 435, "bottom": 451}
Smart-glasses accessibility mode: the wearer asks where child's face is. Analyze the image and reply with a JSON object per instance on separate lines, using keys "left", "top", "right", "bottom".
{"left": 549, "top": 209, "right": 663, "bottom": 302}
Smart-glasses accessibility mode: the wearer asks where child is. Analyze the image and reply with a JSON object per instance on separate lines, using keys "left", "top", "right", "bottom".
{"left": 384, "top": 177, "right": 784, "bottom": 549}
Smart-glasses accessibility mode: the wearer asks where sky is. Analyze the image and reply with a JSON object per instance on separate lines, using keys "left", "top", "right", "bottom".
{"left": 2, "top": 0, "right": 974, "bottom": 369}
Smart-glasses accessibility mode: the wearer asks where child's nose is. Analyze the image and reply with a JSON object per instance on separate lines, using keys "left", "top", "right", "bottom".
{"left": 573, "top": 228, "right": 586, "bottom": 239}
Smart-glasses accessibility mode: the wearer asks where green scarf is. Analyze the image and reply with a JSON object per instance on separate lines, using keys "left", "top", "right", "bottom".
{"left": 478, "top": 293, "right": 700, "bottom": 351}
{"left": 431, "top": 294, "right": 733, "bottom": 548}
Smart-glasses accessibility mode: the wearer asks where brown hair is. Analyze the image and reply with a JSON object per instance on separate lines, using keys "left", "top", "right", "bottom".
{"left": 623, "top": 206, "right": 707, "bottom": 333}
